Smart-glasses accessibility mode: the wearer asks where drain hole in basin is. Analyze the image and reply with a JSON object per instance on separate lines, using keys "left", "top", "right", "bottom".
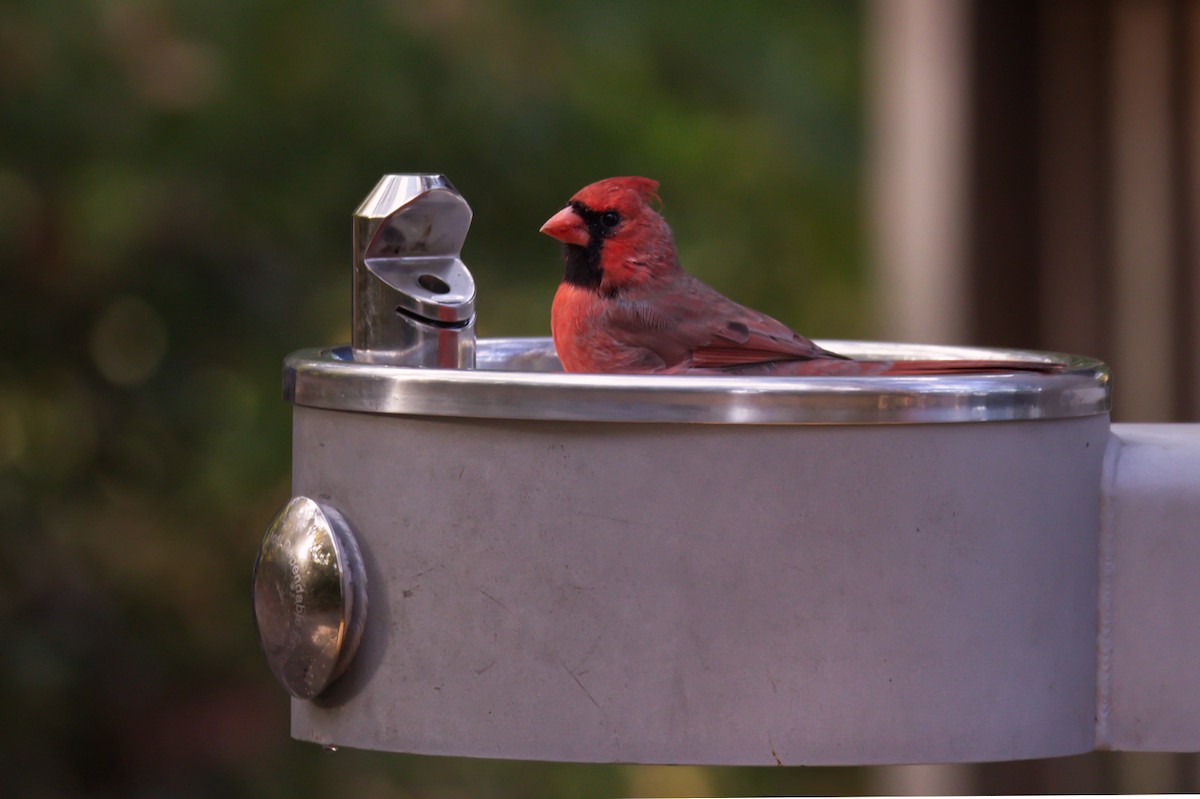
{"left": 418, "top": 274, "right": 451, "bottom": 294}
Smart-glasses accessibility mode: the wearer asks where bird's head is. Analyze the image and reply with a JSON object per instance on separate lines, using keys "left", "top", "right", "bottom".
{"left": 540, "top": 176, "right": 678, "bottom": 293}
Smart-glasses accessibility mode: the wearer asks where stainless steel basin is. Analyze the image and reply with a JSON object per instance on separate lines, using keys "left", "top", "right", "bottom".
{"left": 265, "top": 337, "right": 1111, "bottom": 765}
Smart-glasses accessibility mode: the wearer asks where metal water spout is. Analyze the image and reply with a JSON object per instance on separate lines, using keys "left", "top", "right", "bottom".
{"left": 352, "top": 174, "right": 476, "bottom": 368}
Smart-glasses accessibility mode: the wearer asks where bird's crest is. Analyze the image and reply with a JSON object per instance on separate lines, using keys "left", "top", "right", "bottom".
{"left": 572, "top": 176, "right": 662, "bottom": 211}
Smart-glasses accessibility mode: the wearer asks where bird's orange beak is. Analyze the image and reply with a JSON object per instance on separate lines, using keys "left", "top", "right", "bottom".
{"left": 540, "top": 206, "right": 590, "bottom": 247}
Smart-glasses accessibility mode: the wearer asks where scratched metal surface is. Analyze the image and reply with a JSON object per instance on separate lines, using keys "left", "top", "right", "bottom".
{"left": 288, "top": 406, "right": 1107, "bottom": 764}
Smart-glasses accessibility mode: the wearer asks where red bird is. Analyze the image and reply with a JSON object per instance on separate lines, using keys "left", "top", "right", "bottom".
{"left": 540, "top": 176, "right": 1055, "bottom": 376}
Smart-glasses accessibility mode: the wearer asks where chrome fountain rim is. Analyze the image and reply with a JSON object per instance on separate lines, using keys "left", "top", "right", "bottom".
{"left": 284, "top": 337, "right": 1110, "bottom": 425}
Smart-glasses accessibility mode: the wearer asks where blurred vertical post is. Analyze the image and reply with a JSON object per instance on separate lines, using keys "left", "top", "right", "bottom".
{"left": 1111, "top": 0, "right": 1177, "bottom": 421}
{"left": 1037, "top": 0, "right": 1111, "bottom": 364}
{"left": 868, "top": 0, "right": 971, "bottom": 346}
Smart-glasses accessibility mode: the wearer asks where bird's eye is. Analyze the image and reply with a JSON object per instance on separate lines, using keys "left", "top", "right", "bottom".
{"left": 601, "top": 211, "right": 620, "bottom": 228}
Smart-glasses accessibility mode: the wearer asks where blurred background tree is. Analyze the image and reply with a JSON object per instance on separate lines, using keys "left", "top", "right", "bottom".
{"left": 0, "top": 1, "right": 868, "bottom": 796}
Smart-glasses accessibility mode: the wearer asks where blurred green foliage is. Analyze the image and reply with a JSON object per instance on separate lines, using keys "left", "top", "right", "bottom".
{"left": 0, "top": 1, "right": 865, "bottom": 795}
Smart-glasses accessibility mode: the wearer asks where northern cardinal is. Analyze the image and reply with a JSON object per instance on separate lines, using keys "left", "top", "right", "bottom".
{"left": 540, "top": 176, "right": 1056, "bottom": 376}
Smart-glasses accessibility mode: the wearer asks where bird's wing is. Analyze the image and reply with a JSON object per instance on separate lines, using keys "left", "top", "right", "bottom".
{"left": 606, "top": 273, "right": 843, "bottom": 370}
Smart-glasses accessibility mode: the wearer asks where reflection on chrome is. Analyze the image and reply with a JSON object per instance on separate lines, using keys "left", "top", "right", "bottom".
{"left": 285, "top": 337, "right": 1110, "bottom": 425}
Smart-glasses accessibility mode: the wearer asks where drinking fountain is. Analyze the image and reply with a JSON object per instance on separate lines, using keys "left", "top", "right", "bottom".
{"left": 252, "top": 175, "right": 1200, "bottom": 765}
